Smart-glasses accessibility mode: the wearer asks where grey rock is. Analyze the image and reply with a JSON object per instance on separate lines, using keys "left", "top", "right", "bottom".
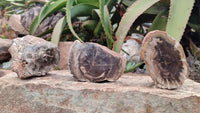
{"left": 120, "top": 33, "right": 144, "bottom": 64}
{"left": 0, "top": 70, "right": 199, "bottom": 113}
{"left": 8, "top": 35, "right": 60, "bottom": 79}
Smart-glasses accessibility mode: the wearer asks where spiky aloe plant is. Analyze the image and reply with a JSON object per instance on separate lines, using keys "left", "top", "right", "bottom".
{"left": 113, "top": 0, "right": 195, "bottom": 52}
{"left": 0, "top": 0, "right": 47, "bottom": 17}
{"left": 113, "top": 0, "right": 195, "bottom": 89}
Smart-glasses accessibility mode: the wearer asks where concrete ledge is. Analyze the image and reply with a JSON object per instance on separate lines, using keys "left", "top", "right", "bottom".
{"left": 0, "top": 70, "right": 199, "bottom": 113}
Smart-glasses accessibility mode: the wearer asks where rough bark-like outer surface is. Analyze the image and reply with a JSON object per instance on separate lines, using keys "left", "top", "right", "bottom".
{"left": 0, "top": 70, "right": 199, "bottom": 113}
{"left": 0, "top": 39, "right": 12, "bottom": 63}
{"left": 69, "top": 40, "right": 126, "bottom": 82}
{"left": 140, "top": 30, "right": 189, "bottom": 89}
{"left": 8, "top": 35, "right": 60, "bottom": 79}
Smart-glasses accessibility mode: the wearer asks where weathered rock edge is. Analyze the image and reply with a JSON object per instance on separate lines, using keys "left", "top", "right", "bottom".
{"left": 8, "top": 35, "right": 60, "bottom": 79}
{"left": 0, "top": 70, "right": 199, "bottom": 113}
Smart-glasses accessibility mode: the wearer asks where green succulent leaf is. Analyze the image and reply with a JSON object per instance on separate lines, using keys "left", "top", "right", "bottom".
{"left": 51, "top": 16, "right": 67, "bottom": 45}
{"left": 122, "top": 0, "right": 136, "bottom": 6}
{"left": 66, "top": 0, "right": 83, "bottom": 43}
{"left": 149, "top": 9, "right": 168, "bottom": 32}
{"left": 188, "top": 22, "right": 200, "bottom": 32}
{"left": 37, "top": 27, "right": 54, "bottom": 37}
{"left": 124, "top": 62, "right": 144, "bottom": 73}
{"left": 74, "top": 0, "right": 99, "bottom": 7}
{"left": 93, "top": 21, "right": 103, "bottom": 37}
{"left": 30, "top": 0, "right": 66, "bottom": 35}
{"left": 96, "top": 0, "right": 114, "bottom": 49}
{"left": 10, "top": 2, "right": 25, "bottom": 7}
{"left": 26, "top": 0, "right": 48, "bottom": 6}
{"left": 113, "top": 0, "right": 159, "bottom": 53}
{"left": 166, "top": 0, "right": 195, "bottom": 41}
{"left": 71, "top": 4, "right": 98, "bottom": 18}
{"left": 82, "top": 20, "right": 98, "bottom": 31}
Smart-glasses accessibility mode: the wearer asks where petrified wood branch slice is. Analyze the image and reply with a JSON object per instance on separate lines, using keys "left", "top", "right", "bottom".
{"left": 69, "top": 40, "right": 126, "bottom": 82}
{"left": 8, "top": 35, "right": 60, "bottom": 79}
{"left": 140, "top": 30, "right": 189, "bottom": 89}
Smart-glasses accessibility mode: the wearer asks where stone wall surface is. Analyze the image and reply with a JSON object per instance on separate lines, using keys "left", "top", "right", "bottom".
{"left": 0, "top": 70, "right": 199, "bottom": 113}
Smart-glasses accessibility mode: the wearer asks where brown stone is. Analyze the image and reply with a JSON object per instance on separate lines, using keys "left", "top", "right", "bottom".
{"left": 0, "top": 70, "right": 199, "bottom": 113}
{"left": 58, "top": 42, "right": 73, "bottom": 70}
{"left": 140, "top": 30, "right": 188, "bottom": 89}
{"left": 69, "top": 40, "right": 126, "bottom": 82}
{"left": 8, "top": 35, "right": 60, "bottom": 79}
{"left": 8, "top": 14, "right": 29, "bottom": 35}
{"left": 0, "top": 38, "right": 12, "bottom": 63}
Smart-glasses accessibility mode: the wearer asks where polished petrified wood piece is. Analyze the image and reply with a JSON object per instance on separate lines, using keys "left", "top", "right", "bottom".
{"left": 140, "top": 30, "right": 189, "bottom": 89}
{"left": 8, "top": 35, "right": 60, "bottom": 79}
{"left": 69, "top": 40, "right": 126, "bottom": 82}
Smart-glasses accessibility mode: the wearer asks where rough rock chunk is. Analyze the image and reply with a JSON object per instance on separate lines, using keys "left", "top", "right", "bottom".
{"left": 140, "top": 30, "right": 189, "bottom": 89}
{"left": 0, "top": 38, "right": 12, "bottom": 63}
{"left": 8, "top": 35, "right": 60, "bottom": 79}
{"left": 69, "top": 40, "right": 126, "bottom": 82}
{"left": 8, "top": 14, "right": 29, "bottom": 35}
{"left": 120, "top": 33, "right": 144, "bottom": 63}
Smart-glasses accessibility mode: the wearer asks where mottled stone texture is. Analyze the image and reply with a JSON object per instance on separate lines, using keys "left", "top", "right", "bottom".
{"left": 0, "top": 69, "right": 12, "bottom": 77}
{"left": 8, "top": 35, "right": 60, "bottom": 79}
{"left": 0, "top": 70, "right": 199, "bottom": 113}
{"left": 141, "top": 30, "right": 188, "bottom": 89}
{"left": 69, "top": 40, "right": 126, "bottom": 82}
{"left": 0, "top": 39, "right": 12, "bottom": 63}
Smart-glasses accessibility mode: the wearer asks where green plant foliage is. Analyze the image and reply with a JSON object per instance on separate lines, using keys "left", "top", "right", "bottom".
{"left": 30, "top": 0, "right": 66, "bottom": 35}
{"left": 82, "top": 20, "right": 98, "bottom": 31}
{"left": 148, "top": 9, "right": 168, "bottom": 32}
{"left": 122, "top": 0, "right": 137, "bottom": 6}
{"left": 71, "top": 4, "right": 98, "bottom": 18}
{"left": 51, "top": 17, "right": 67, "bottom": 45}
{"left": 113, "top": 0, "right": 159, "bottom": 53}
{"left": 51, "top": 3, "right": 98, "bottom": 45}
{"left": 26, "top": 0, "right": 48, "bottom": 6}
{"left": 166, "top": 0, "right": 195, "bottom": 41}
{"left": 0, "top": 0, "right": 46, "bottom": 17}
{"left": 124, "top": 61, "right": 144, "bottom": 73}
{"left": 95, "top": 0, "right": 114, "bottom": 49}
{"left": 74, "top": 0, "right": 99, "bottom": 7}
{"left": 0, "top": 0, "right": 27, "bottom": 16}
{"left": 188, "top": 2, "right": 200, "bottom": 34}
{"left": 66, "top": 0, "right": 83, "bottom": 43}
